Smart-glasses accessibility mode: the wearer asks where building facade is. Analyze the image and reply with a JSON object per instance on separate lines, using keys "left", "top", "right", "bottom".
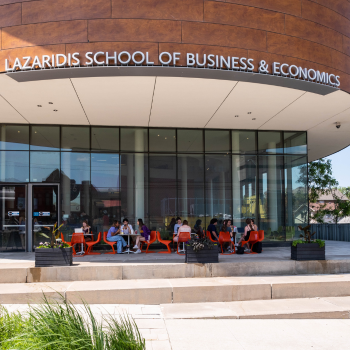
{"left": 0, "top": 0, "right": 349, "bottom": 251}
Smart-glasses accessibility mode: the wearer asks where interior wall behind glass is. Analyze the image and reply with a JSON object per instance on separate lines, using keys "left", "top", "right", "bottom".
{"left": 61, "top": 152, "right": 90, "bottom": 232}
{"left": 177, "top": 154, "right": 204, "bottom": 229}
{"left": 30, "top": 126, "right": 60, "bottom": 151}
{"left": 91, "top": 127, "right": 119, "bottom": 152}
{"left": 205, "top": 154, "right": 232, "bottom": 230}
{"left": 232, "top": 155, "right": 257, "bottom": 231}
{"left": 120, "top": 153, "right": 148, "bottom": 229}
{"left": 285, "top": 155, "right": 308, "bottom": 240}
{"left": 91, "top": 153, "right": 120, "bottom": 238}
{"left": 0, "top": 125, "right": 29, "bottom": 151}
{"left": 258, "top": 155, "right": 285, "bottom": 241}
{"left": 149, "top": 155, "right": 176, "bottom": 237}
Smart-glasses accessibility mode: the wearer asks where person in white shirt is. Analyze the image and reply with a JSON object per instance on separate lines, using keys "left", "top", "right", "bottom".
{"left": 121, "top": 218, "right": 134, "bottom": 235}
{"left": 173, "top": 220, "right": 191, "bottom": 242}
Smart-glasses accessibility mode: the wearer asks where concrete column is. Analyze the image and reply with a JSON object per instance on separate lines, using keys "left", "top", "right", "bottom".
{"left": 134, "top": 129, "right": 144, "bottom": 222}
{"left": 286, "top": 156, "right": 293, "bottom": 227}
{"left": 232, "top": 155, "right": 241, "bottom": 226}
{"left": 267, "top": 142, "right": 278, "bottom": 232}
{"left": 181, "top": 156, "right": 188, "bottom": 218}
{"left": 220, "top": 171, "right": 225, "bottom": 216}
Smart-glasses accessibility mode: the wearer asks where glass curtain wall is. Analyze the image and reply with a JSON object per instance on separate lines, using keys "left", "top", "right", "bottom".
{"left": 0, "top": 124, "right": 308, "bottom": 247}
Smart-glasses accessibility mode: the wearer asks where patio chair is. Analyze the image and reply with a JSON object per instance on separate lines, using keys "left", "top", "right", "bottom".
{"left": 71, "top": 232, "right": 86, "bottom": 257}
{"left": 177, "top": 231, "right": 191, "bottom": 255}
{"left": 140, "top": 230, "right": 157, "bottom": 253}
{"left": 85, "top": 232, "right": 101, "bottom": 255}
{"left": 218, "top": 231, "right": 235, "bottom": 255}
{"left": 103, "top": 231, "right": 117, "bottom": 254}
{"left": 241, "top": 231, "right": 259, "bottom": 254}
{"left": 61, "top": 232, "right": 72, "bottom": 247}
{"left": 157, "top": 231, "right": 172, "bottom": 254}
{"left": 206, "top": 230, "right": 218, "bottom": 243}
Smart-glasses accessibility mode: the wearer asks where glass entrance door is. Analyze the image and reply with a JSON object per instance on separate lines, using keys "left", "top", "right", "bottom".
{"left": 0, "top": 185, "right": 26, "bottom": 252}
{"left": 30, "top": 185, "right": 59, "bottom": 250}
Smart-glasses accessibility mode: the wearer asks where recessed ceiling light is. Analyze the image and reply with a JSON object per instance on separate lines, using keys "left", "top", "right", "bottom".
{"left": 54, "top": 109, "right": 58, "bottom": 112}
{"left": 165, "top": 137, "right": 167, "bottom": 140}
{"left": 247, "top": 138, "right": 249, "bottom": 139}
{"left": 248, "top": 112, "right": 252, "bottom": 114}
{"left": 252, "top": 118, "right": 256, "bottom": 120}
{"left": 157, "top": 134, "right": 160, "bottom": 137}
{"left": 18, "top": 131, "right": 20, "bottom": 133}
{"left": 35, "top": 131, "right": 37, "bottom": 134}
{"left": 37, "top": 105, "right": 42, "bottom": 107}
{"left": 49, "top": 102, "right": 53, "bottom": 104}
{"left": 235, "top": 115, "right": 239, "bottom": 118}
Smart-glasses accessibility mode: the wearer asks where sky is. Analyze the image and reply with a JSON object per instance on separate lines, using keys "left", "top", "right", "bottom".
{"left": 325, "top": 146, "right": 350, "bottom": 187}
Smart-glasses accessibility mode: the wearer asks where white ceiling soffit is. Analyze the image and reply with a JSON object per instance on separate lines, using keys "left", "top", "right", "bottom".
{"left": 206, "top": 82, "right": 304, "bottom": 129}
{"left": 149, "top": 77, "right": 236, "bottom": 128}
{"left": 0, "top": 94, "right": 27, "bottom": 124}
{"left": 0, "top": 75, "right": 88, "bottom": 125}
{"left": 263, "top": 90, "right": 350, "bottom": 131}
{"left": 71, "top": 76, "right": 155, "bottom": 126}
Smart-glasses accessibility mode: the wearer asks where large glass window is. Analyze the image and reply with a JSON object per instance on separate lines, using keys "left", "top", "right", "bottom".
{"left": 205, "top": 130, "right": 230, "bottom": 153}
{"left": 258, "top": 131, "right": 283, "bottom": 154}
{"left": 258, "top": 155, "right": 285, "bottom": 241}
{"left": 30, "top": 152, "right": 60, "bottom": 182}
{"left": 91, "top": 153, "right": 120, "bottom": 236}
{"left": 120, "top": 154, "right": 148, "bottom": 228}
{"left": 177, "top": 129, "right": 203, "bottom": 153}
{"left": 232, "top": 131, "right": 256, "bottom": 154}
{"left": 0, "top": 151, "right": 29, "bottom": 182}
{"left": 0, "top": 125, "right": 29, "bottom": 150}
{"left": 91, "top": 127, "right": 119, "bottom": 152}
{"left": 61, "top": 152, "right": 90, "bottom": 234}
{"left": 149, "top": 155, "right": 176, "bottom": 237}
{"left": 284, "top": 132, "right": 307, "bottom": 154}
{"left": 205, "top": 154, "right": 232, "bottom": 229}
{"left": 31, "top": 126, "right": 60, "bottom": 150}
{"left": 149, "top": 129, "right": 176, "bottom": 152}
{"left": 177, "top": 154, "right": 204, "bottom": 228}
{"left": 285, "top": 155, "right": 308, "bottom": 240}
{"left": 120, "top": 128, "right": 148, "bottom": 152}
{"left": 61, "top": 126, "right": 90, "bottom": 151}
{"left": 232, "top": 155, "right": 257, "bottom": 230}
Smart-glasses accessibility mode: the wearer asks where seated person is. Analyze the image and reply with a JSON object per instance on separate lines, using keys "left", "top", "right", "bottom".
{"left": 106, "top": 220, "right": 128, "bottom": 254}
{"left": 251, "top": 218, "right": 258, "bottom": 231}
{"left": 238, "top": 218, "right": 255, "bottom": 250}
{"left": 133, "top": 218, "right": 150, "bottom": 254}
{"left": 194, "top": 219, "right": 204, "bottom": 238}
{"left": 207, "top": 218, "right": 219, "bottom": 241}
{"left": 81, "top": 220, "right": 92, "bottom": 242}
{"left": 121, "top": 218, "right": 134, "bottom": 235}
{"left": 173, "top": 220, "right": 191, "bottom": 242}
{"left": 174, "top": 217, "right": 182, "bottom": 234}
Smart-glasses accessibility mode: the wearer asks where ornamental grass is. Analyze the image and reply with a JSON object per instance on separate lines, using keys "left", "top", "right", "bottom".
{"left": 0, "top": 295, "right": 145, "bottom": 350}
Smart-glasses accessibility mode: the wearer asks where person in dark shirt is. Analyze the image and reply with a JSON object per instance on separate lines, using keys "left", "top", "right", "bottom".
{"left": 207, "top": 218, "right": 219, "bottom": 241}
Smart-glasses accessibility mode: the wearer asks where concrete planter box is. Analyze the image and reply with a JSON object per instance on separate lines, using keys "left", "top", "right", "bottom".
{"left": 291, "top": 243, "right": 325, "bottom": 261}
{"left": 185, "top": 244, "right": 219, "bottom": 263}
{"left": 35, "top": 247, "right": 73, "bottom": 267}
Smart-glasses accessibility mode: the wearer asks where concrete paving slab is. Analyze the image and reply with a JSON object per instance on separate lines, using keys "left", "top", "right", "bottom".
{"left": 323, "top": 296, "right": 350, "bottom": 309}
{"left": 0, "top": 267, "right": 27, "bottom": 283}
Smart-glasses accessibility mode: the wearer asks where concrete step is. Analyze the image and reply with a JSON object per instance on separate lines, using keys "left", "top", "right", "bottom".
{"left": 1, "top": 274, "right": 350, "bottom": 305}
{"left": 2, "top": 259, "right": 350, "bottom": 283}
{"left": 161, "top": 297, "right": 350, "bottom": 319}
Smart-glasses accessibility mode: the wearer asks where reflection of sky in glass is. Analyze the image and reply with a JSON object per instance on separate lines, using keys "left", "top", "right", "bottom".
{"left": 61, "top": 153, "right": 90, "bottom": 184}
{"left": 91, "top": 154, "right": 119, "bottom": 189}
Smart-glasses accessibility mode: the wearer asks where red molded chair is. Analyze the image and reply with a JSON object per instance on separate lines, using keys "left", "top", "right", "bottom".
{"left": 71, "top": 232, "right": 86, "bottom": 257}
{"left": 103, "top": 231, "right": 117, "bottom": 254}
{"left": 252, "top": 230, "right": 265, "bottom": 252}
{"left": 85, "top": 232, "right": 101, "bottom": 255}
{"left": 61, "top": 232, "right": 72, "bottom": 247}
{"left": 140, "top": 231, "right": 157, "bottom": 253}
{"left": 157, "top": 231, "right": 172, "bottom": 254}
{"left": 218, "top": 231, "right": 235, "bottom": 255}
{"left": 177, "top": 231, "right": 191, "bottom": 255}
{"left": 241, "top": 231, "right": 259, "bottom": 255}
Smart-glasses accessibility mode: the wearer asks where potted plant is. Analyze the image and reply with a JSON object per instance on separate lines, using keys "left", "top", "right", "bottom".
{"left": 35, "top": 223, "right": 72, "bottom": 267}
{"left": 185, "top": 237, "right": 219, "bottom": 263}
{"left": 291, "top": 225, "right": 325, "bottom": 261}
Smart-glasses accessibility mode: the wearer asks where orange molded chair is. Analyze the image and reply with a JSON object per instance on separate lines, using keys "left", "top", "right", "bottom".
{"left": 177, "top": 231, "right": 191, "bottom": 255}
{"left": 241, "top": 231, "right": 259, "bottom": 255}
{"left": 61, "top": 233, "right": 72, "bottom": 247}
{"left": 157, "top": 231, "right": 172, "bottom": 254}
{"left": 141, "top": 231, "right": 157, "bottom": 253}
{"left": 86, "top": 232, "right": 101, "bottom": 255}
{"left": 71, "top": 232, "right": 86, "bottom": 257}
{"left": 103, "top": 231, "right": 117, "bottom": 254}
{"left": 218, "top": 231, "right": 235, "bottom": 255}
{"left": 206, "top": 230, "right": 218, "bottom": 243}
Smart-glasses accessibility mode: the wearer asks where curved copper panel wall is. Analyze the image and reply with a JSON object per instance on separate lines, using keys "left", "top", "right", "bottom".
{"left": 0, "top": 0, "right": 349, "bottom": 92}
